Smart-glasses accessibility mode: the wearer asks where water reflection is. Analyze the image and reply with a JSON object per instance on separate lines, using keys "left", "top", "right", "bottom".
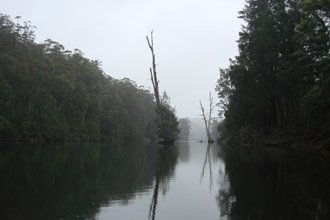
{"left": 178, "top": 141, "right": 190, "bottom": 163}
{"left": 149, "top": 146, "right": 178, "bottom": 220}
{"left": 0, "top": 142, "right": 159, "bottom": 219}
{"left": 201, "top": 144, "right": 213, "bottom": 190}
{"left": 1, "top": 141, "right": 330, "bottom": 219}
{"left": 217, "top": 145, "right": 330, "bottom": 220}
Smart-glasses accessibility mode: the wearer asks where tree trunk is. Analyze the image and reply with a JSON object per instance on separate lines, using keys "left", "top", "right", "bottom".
{"left": 274, "top": 96, "right": 282, "bottom": 127}
{"left": 199, "top": 93, "right": 216, "bottom": 143}
{"left": 146, "top": 31, "right": 160, "bottom": 106}
{"left": 200, "top": 101, "right": 211, "bottom": 141}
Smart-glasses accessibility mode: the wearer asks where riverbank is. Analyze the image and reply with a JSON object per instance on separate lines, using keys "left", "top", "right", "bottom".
{"left": 222, "top": 122, "right": 330, "bottom": 151}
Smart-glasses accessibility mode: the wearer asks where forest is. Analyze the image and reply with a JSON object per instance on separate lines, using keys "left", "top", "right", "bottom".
{"left": 217, "top": 0, "right": 330, "bottom": 149}
{"left": 1, "top": 1, "right": 330, "bottom": 219}
{"left": 0, "top": 14, "right": 180, "bottom": 142}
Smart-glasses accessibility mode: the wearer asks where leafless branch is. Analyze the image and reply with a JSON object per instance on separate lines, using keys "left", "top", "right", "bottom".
{"left": 199, "top": 93, "right": 217, "bottom": 143}
{"left": 146, "top": 31, "right": 160, "bottom": 106}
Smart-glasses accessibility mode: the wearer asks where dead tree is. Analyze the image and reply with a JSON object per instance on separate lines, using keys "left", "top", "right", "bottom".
{"left": 146, "top": 31, "right": 160, "bottom": 106}
{"left": 199, "top": 93, "right": 217, "bottom": 143}
{"left": 148, "top": 175, "right": 160, "bottom": 220}
{"left": 146, "top": 31, "right": 179, "bottom": 144}
{"left": 200, "top": 144, "right": 213, "bottom": 190}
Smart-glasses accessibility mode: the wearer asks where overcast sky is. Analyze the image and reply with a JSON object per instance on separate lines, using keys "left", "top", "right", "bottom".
{"left": 2, "top": 0, "right": 246, "bottom": 118}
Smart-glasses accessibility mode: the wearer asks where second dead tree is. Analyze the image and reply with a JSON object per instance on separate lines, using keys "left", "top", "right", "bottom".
{"left": 199, "top": 93, "right": 217, "bottom": 143}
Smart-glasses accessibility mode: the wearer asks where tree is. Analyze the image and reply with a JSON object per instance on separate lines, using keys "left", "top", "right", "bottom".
{"left": 0, "top": 14, "right": 160, "bottom": 142}
{"left": 146, "top": 31, "right": 160, "bottom": 106}
{"left": 156, "top": 93, "right": 179, "bottom": 144}
{"left": 146, "top": 32, "right": 179, "bottom": 144}
{"left": 216, "top": 0, "right": 330, "bottom": 147}
{"left": 199, "top": 93, "right": 217, "bottom": 143}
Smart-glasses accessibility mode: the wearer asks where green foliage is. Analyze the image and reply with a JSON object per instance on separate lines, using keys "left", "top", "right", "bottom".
{"left": 0, "top": 14, "right": 158, "bottom": 141}
{"left": 0, "top": 115, "right": 12, "bottom": 136}
{"left": 216, "top": 0, "right": 330, "bottom": 145}
{"left": 156, "top": 92, "right": 179, "bottom": 144}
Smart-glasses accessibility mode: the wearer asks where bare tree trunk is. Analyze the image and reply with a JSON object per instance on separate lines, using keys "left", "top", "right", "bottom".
{"left": 199, "top": 93, "right": 216, "bottom": 143}
{"left": 207, "top": 93, "right": 216, "bottom": 136}
{"left": 146, "top": 31, "right": 160, "bottom": 106}
{"left": 200, "top": 101, "right": 211, "bottom": 142}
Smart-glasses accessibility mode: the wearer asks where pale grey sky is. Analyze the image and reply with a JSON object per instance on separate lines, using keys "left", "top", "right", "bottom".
{"left": 1, "top": 0, "right": 246, "bottom": 118}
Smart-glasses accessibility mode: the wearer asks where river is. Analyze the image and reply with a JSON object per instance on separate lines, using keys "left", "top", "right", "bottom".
{"left": 0, "top": 141, "right": 329, "bottom": 219}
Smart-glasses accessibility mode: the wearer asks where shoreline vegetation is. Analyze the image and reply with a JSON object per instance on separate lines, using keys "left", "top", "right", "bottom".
{"left": 0, "top": 14, "right": 178, "bottom": 144}
{"left": 216, "top": 0, "right": 329, "bottom": 150}
{"left": 222, "top": 123, "right": 330, "bottom": 151}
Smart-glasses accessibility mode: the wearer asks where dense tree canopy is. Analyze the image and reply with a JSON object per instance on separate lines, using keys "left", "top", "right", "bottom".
{"left": 216, "top": 0, "right": 330, "bottom": 147}
{"left": 0, "top": 14, "right": 159, "bottom": 142}
{"left": 156, "top": 92, "right": 180, "bottom": 144}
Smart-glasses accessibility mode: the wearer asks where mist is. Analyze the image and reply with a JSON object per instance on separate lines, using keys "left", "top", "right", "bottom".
{"left": 2, "top": 0, "right": 245, "bottom": 117}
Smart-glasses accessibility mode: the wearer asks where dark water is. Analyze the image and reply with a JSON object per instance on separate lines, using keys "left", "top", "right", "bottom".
{"left": 0, "top": 141, "right": 330, "bottom": 220}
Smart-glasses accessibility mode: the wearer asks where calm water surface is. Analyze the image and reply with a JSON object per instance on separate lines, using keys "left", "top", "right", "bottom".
{"left": 0, "top": 141, "right": 329, "bottom": 219}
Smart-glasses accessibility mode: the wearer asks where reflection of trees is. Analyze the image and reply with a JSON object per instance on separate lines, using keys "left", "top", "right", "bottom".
{"left": 200, "top": 144, "right": 213, "bottom": 190}
{"left": 217, "top": 145, "right": 330, "bottom": 220}
{"left": 200, "top": 144, "right": 221, "bottom": 191}
{"left": 148, "top": 146, "right": 178, "bottom": 220}
{"left": 0, "top": 141, "right": 159, "bottom": 219}
{"left": 178, "top": 141, "right": 190, "bottom": 163}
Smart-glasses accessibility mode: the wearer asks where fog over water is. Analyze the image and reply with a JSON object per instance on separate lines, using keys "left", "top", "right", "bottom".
{"left": 2, "top": 0, "right": 246, "bottom": 117}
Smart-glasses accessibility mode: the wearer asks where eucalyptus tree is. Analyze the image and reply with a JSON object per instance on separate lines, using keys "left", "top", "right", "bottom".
{"left": 216, "top": 0, "right": 330, "bottom": 146}
{"left": 0, "top": 14, "right": 159, "bottom": 142}
{"left": 146, "top": 32, "right": 179, "bottom": 144}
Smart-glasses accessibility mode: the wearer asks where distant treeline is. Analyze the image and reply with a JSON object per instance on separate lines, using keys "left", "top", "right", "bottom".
{"left": 0, "top": 14, "right": 158, "bottom": 142}
{"left": 217, "top": 0, "right": 329, "bottom": 147}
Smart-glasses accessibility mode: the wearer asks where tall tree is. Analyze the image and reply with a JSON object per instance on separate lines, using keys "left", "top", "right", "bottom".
{"left": 216, "top": 0, "right": 330, "bottom": 146}
{"left": 146, "top": 31, "right": 160, "bottom": 106}
{"left": 146, "top": 32, "right": 179, "bottom": 144}
{"left": 200, "top": 93, "right": 217, "bottom": 143}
